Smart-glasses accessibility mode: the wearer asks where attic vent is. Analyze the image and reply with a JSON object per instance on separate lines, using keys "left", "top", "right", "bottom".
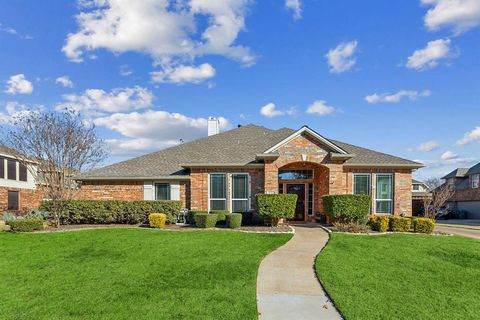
{"left": 208, "top": 117, "right": 220, "bottom": 136}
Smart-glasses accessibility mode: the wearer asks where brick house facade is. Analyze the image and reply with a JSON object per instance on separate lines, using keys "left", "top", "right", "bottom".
{"left": 75, "top": 125, "right": 422, "bottom": 223}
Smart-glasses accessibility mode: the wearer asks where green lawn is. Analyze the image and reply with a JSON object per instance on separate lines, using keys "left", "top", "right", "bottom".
{"left": 316, "top": 234, "right": 480, "bottom": 320}
{"left": 0, "top": 229, "right": 291, "bottom": 320}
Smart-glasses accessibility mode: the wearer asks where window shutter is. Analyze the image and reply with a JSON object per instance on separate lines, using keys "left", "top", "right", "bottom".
{"left": 144, "top": 182, "right": 154, "bottom": 200}
{"left": 7, "top": 160, "right": 16, "bottom": 180}
{"left": 170, "top": 182, "right": 180, "bottom": 201}
{"left": 19, "top": 163, "right": 27, "bottom": 182}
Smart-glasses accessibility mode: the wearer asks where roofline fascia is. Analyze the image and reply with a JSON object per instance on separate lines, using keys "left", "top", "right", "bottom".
{"left": 343, "top": 163, "right": 424, "bottom": 169}
{"left": 255, "top": 153, "right": 280, "bottom": 160}
{"left": 264, "top": 126, "right": 348, "bottom": 155}
{"left": 75, "top": 176, "right": 191, "bottom": 181}
{"left": 181, "top": 163, "right": 264, "bottom": 169}
{"left": 330, "top": 153, "right": 355, "bottom": 160}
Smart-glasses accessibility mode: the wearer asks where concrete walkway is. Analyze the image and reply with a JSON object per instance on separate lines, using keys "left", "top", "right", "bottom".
{"left": 257, "top": 226, "right": 342, "bottom": 320}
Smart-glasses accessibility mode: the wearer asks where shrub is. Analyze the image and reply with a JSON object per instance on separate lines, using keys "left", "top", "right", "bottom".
{"left": 368, "top": 215, "right": 390, "bottom": 232}
{"left": 2, "top": 212, "right": 23, "bottom": 224}
{"left": 188, "top": 211, "right": 207, "bottom": 225}
{"left": 149, "top": 213, "right": 167, "bottom": 229}
{"left": 8, "top": 219, "right": 44, "bottom": 232}
{"left": 389, "top": 217, "right": 412, "bottom": 232}
{"left": 333, "top": 221, "right": 371, "bottom": 233}
{"left": 227, "top": 213, "right": 242, "bottom": 229}
{"left": 256, "top": 194, "right": 297, "bottom": 226}
{"left": 40, "top": 200, "right": 182, "bottom": 225}
{"left": 413, "top": 218, "right": 435, "bottom": 234}
{"left": 194, "top": 213, "right": 218, "bottom": 228}
{"left": 210, "top": 210, "right": 230, "bottom": 223}
{"left": 323, "top": 194, "right": 370, "bottom": 224}
{"left": 241, "top": 211, "right": 254, "bottom": 225}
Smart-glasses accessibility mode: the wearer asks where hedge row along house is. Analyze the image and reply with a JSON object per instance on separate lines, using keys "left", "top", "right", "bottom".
{"left": 74, "top": 120, "right": 423, "bottom": 223}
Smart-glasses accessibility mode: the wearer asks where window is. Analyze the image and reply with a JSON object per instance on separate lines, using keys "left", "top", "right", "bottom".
{"left": 308, "top": 183, "right": 314, "bottom": 216}
{"left": 7, "top": 160, "right": 16, "bottom": 180}
{"left": 353, "top": 174, "right": 371, "bottom": 195}
{"left": 209, "top": 173, "right": 227, "bottom": 210}
{"left": 8, "top": 191, "right": 19, "bottom": 211}
{"left": 375, "top": 174, "right": 393, "bottom": 214}
{"left": 472, "top": 174, "right": 480, "bottom": 189}
{"left": 412, "top": 184, "right": 420, "bottom": 191}
{"left": 155, "top": 183, "right": 171, "bottom": 200}
{"left": 231, "top": 174, "right": 249, "bottom": 213}
{"left": 278, "top": 183, "right": 284, "bottom": 194}
{"left": 19, "top": 163, "right": 27, "bottom": 182}
{"left": 0, "top": 157, "right": 4, "bottom": 179}
{"left": 278, "top": 169, "right": 313, "bottom": 180}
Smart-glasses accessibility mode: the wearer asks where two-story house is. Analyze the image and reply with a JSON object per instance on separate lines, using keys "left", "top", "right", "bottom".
{"left": 0, "top": 145, "right": 44, "bottom": 214}
{"left": 442, "top": 163, "right": 480, "bottom": 218}
{"left": 411, "top": 179, "right": 431, "bottom": 215}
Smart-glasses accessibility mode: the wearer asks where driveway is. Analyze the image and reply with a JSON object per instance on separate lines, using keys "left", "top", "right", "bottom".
{"left": 435, "top": 219, "right": 480, "bottom": 240}
{"left": 257, "top": 225, "right": 342, "bottom": 320}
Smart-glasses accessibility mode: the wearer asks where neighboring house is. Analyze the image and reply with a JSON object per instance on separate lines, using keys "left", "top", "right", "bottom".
{"left": 75, "top": 122, "right": 423, "bottom": 222}
{"left": 411, "top": 179, "right": 431, "bottom": 215}
{"left": 442, "top": 163, "right": 480, "bottom": 219}
{"left": 0, "top": 145, "right": 43, "bottom": 214}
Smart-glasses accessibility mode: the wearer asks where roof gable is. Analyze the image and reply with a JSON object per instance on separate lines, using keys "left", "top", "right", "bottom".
{"left": 263, "top": 126, "right": 348, "bottom": 154}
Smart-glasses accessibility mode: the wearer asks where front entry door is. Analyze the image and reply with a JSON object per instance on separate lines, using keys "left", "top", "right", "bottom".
{"left": 286, "top": 184, "right": 306, "bottom": 221}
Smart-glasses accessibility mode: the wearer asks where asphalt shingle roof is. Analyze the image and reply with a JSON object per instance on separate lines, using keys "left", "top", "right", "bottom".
{"left": 77, "top": 124, "right": 422, "bottom": 180}
{"left": 442, "top": 168, "right": 469, "bottom": 179}
{"left": 466, "top": 162, "right": 480, "bottom": 176}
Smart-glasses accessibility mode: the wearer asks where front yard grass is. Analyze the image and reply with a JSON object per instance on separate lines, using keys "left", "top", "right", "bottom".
{"left": 0, "top": 228, "right": 291, "bottom": 320}
{"left": 316, "top": 234, "right": 480, "bottom": 319}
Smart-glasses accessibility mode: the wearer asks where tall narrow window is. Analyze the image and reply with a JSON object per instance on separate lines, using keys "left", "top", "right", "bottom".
{"left": 353, "top": 174, "right": 371, "bottom": 195}
{"left": 7, "top": 160, "right": 16, "bottom": 180}
{"left": 0, "top": 157, "right": 4, "bottom": 179}
{"left": 375, "top": 174, "right": 393, "bottom": 214}
{"left": 308, "top": 183, "right": 314, "bottom": 216}
{"left": 209, "top": 173, "right": 227, "bottom": 210}
{"left": 155, "top": 183, "right": 171, "bottom": 200}
{"left": 19, "top": 163, "right": 27, "bottom": 182}
{"left": 8, "top": 191, "right": 19, "bottom": 211}
{"left": 471, "top": 174, "right": 480, "bottom": 189}
{"left": 231, "top": 174, "right": 249, "bottom": 213}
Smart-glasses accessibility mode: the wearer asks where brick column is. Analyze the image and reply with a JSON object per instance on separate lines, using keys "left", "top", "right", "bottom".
{"left": 264, "top": 160, "right": 279, "bottom": 193}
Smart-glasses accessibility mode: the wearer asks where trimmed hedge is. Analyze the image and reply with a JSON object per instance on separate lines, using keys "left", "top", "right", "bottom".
{"left": 8, "top": 219, "right": 44, "bottom": 232}
{"left": 227, "top": 213, "right": 242, "bottom": 229}
{"left": 149, "top": 213, "right": 166, "bottom": 229}
{"left": 40, "top": 200, "right": 182, "bottom": 225}
{"left": 369, "top": 215, "right": 390, "bottom": 232}
{"left": 194, "top": 213, "right": 218, "bottom": 228}
{"left": 413, "top": 218, "right": 435, "bottom": 234}
{"left": 389, "top": 217, "right": 412, "bottom": 232}
{"left": 323, "top": 194, "right": 370, "bottom": 224}
{"left": 188, "top": 211, "right": 207, "bottom": 225}
{"left": 210, "top": 210, "right": 230, "bottom": 222}
{"left": 256, "top": 194, "right": 297, "bottom": 224}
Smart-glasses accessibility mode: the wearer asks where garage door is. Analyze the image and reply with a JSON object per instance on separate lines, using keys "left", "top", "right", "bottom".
{"left": 457, "top": 201, "right": 480, "bottom": 219}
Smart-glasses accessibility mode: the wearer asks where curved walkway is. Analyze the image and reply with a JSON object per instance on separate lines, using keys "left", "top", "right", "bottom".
{"left": 257, "top": 225, "right": 342, "bottom": 320}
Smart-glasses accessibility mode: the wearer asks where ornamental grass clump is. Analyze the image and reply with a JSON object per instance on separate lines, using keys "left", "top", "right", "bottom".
{"left": 149, "top": 213, "right": 167, "bottom": 229}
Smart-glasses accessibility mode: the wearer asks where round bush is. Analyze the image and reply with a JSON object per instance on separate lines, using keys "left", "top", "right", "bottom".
{"left": 389, "top": 217, "right": 412, "bottom": 232}
{"left": 194, "top": 213, "right": 218, "bottom": 228}
{"left": 149, "top": 213, "right": 166, "bottom": 229}
{"left": 368, "top": 215, "right": 390, "bottom": 232}
{"left": 256, "top": 194, "right": 297, "bottom": 226}
{"left": 209, "top": 210, "right": 230, "bottom": 223}
{"left": 226, "top": 213, "right": 242, "bottom": 229}
{"left": 413, "top": 218, "right": 435, "bottom": 234}
{"left": 188, "top": 211, "right": 207, "bottom": 225}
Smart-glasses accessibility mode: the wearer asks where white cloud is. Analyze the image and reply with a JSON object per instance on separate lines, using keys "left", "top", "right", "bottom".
{"left": 62, "top": 0, "right": 254, "bottom": 74}
{"left": 259, "top": 103, "right": 296, "bottom": 118}
{"left": 151, "top": 63, "right": 215, "bottom": 84}
{"left": 406, "top": 39, "right": 452, "bottom": 70}
{"left": 119, "top": 65, "right": 133, "bottom": 76}
{"left": 55, "top": 75, "right": 74, "bottom": 88}
{"left": 365, "top": 90, "right": 431, "bottom": 104}
{"left": 4, "top": 74, "right": 33, "bottom": 95}
{"left": 325, "top": 41, "right": 358, "bottom": 73}
{"left": 94, "top": 110, "right": 230, "bottom": 156}
{"left": 306, "top": 100, "right": 335, "bottom": 116}
{"left": 416, "top": 155, "right": 475, "bottom": 167}
{"left": 457, "top": 126, "right": 480, "bottom": 145}
{"left": 440, "top": 150, "right": 458, "bottom": 160}
{"left": 0, "top": 22, "right": 33, "bottom": 39}
{"left": 0, "top": 101, "right": 44, "bottom": 124}
{"left": 285, "top": 0, "right": 302, "bottom": 20}
{"left": 56, "top": 86, "right": 154, "bottom": 115}
{"left": 422, "top": 0, "right": 480, "bottom": 34}
{"left": 414, "top": 140, "right": 440, "bottom": 152}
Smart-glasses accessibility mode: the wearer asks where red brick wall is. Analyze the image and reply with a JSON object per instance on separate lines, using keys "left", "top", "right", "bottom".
{"left": 77, "top": 181, "right": 144, "bottom": 201}
{"left": 0, "top": 186, "right": 44, "bottom": 214}
{"left": 450, "top": 188, "right": 480, "bottom": 202}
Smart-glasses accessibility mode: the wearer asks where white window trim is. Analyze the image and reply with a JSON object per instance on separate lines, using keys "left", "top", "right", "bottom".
{"left": 230, "top": 173, "right": 251, "bottom": 213}
{"left": 352, "top": 173, "right": 371, "bottom": 195}
{"left": 374, "top": 173, "right": 394, "bottom": 215}
{"left": 208, "top": 173, "right": 228, "bottom": 212}
{"left": 471, "top": 174, "right": 480, "bottom": 189}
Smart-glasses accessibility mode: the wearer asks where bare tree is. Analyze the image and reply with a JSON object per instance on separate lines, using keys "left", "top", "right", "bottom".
{"left": 3, "top": 109, "right": 106, "bottom": 226}
{"left": 422, "top": 177, "right": 454, "bottom": 219}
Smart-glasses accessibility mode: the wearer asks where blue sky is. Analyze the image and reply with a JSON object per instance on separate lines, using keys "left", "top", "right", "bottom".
{"left": 0, "top": 0, "right": 479, "bottom": 179}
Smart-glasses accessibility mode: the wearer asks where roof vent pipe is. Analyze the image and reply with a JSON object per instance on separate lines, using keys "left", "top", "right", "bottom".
{"left": 208, "top": 117, "right": 220, "bottom": 136}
